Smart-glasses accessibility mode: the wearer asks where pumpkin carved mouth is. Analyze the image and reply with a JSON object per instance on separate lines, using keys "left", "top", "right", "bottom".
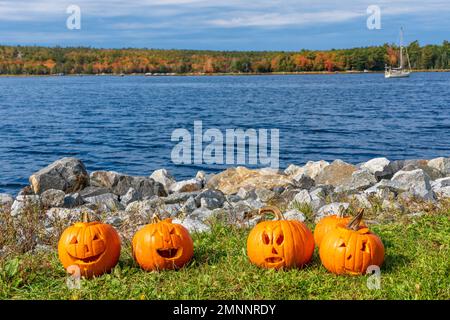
{"left": 157, "top": 248, "right": 180, "bottom": 259}
{"left": 69, "top": 252, "right": 104, "bottom": 264}
{"left": 265, "top": 257, "right": 283, "bottom": 264}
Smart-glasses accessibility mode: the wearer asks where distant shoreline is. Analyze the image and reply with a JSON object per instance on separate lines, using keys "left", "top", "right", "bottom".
{"left": 1, "top": 69, "right": 450, "bottom": 77}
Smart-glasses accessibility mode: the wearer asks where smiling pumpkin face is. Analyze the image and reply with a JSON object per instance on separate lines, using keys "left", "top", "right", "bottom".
{"left": 132, "top": 218, "right": 193, "bottom": 271}
{"left": 247, "top": 206, "right": 314, "bottom": 270}
{"left": 58, "top": 215, "right": 121, "bottom": 278}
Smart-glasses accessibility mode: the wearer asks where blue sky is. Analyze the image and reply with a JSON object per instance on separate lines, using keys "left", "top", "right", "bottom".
{"left": 0, "top": 0, "right": 449, "bottom": 50}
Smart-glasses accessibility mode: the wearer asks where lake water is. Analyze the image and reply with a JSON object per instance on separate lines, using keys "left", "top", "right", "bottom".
{"left": 1, "top": 73, "right": 449, "bottom": 195}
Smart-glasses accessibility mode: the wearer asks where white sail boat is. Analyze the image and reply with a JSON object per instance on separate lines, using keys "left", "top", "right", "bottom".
{"left": 385, "top": 28, "right": 412, "bottom": 78}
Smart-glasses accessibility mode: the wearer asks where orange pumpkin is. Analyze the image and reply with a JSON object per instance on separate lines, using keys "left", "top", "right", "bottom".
{"left": 58, "top": 212, "right": 121, "bottom": 278}
{"left": 319, "top": 209, "right": 384, "bottom": 275}
{"left": 314, "top": 207, "right": 365, "bottom": 247}
{"left": 132, "top": 215, "right": 194, "bottom": 271}
{"left": 247, "top": 206, "right": 314, "bottom": 269}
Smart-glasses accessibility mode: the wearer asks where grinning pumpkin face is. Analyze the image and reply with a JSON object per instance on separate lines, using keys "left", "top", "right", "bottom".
{"left": 132, "top": 218, "right": 193, "bottom": 271}
{"left": 58, "top": 215, "right": 121, "bottom": 278}
{"left": 247, "top": 206, "right": 314, "bottom": 270}
{"left": 319, "top": 210, "right": 384, "bottom": 275}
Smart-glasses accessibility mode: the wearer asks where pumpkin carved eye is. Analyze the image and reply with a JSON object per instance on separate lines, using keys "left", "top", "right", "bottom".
{"left": 338, "top": 241, "right": 346, "bottom": 248}
{"left": 70, "top": 236, "right": 78, "bottom": 244}
{"left": 93, "top": 234, "right": 100, "bottom": 240}
{"left": 276, "top": 234, "right": 284, "bottom": 245}
{"left": 262, "top": 232, "right": 270, "bottom": 245}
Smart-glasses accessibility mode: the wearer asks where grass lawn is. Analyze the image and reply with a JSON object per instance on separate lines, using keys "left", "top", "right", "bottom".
{"left": 0, "top": 210, "right": 449, "bottom": 300}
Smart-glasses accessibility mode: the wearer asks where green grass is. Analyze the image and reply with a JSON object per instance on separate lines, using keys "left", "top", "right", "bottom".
{"left": 0, "top": 210, "right": 449, "bottom": 300}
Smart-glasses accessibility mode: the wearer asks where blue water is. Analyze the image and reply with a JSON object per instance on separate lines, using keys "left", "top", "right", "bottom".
{"left": 1, "top": 73, "right": 449, "bottom": 195}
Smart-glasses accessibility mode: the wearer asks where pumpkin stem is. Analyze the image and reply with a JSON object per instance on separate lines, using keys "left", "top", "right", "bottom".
{"left": 151, "top": 213, "right": 162, "bottom": 224}
{"left": 81, "top": 212, "right": 90, "bottom": 223}
{"left": 346, "top": 208, "right": 364, "bottom": 230}
{"left": 259, "top": 206, "right": 285, "bottom": 220}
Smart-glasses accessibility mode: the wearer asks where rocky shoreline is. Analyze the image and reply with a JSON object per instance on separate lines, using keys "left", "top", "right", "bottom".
{"left": 1, "top": 156, "right": 449, "bottom": 255}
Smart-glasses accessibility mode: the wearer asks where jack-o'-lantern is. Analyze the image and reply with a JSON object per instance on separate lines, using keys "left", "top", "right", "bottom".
{"left": 58, "top": 212, "right": 121, "bottom": 278}
{"left": 314, "top": 207, "right": 366, "bottom": 247}
{"left": 319, "top": 209, "right": 384, "bottom": 275}
{"left": 132, "top": 215, "right": 194, "bottom": 271}
{"left": 247, "top": 206, "right": 314, "bottom": 269}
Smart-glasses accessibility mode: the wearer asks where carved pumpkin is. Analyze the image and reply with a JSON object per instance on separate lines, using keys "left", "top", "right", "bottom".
{"left": 319, "top": 209, "right": 384, "bottom": 275}
{"left": 132, "top": 215, "right": 194, "bottom": 271}
{"left": 247, "top": 206, "right": 314, "bottom": 269}
{"left": 314, "top": 207, "right": 365, "bottom": 247}
{"left": 58, "top": 212, "right": 121, "bottom": 278}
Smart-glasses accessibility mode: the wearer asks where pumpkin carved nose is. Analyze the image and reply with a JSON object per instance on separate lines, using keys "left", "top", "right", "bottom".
{"left": 272, "top": 247, "right": 278, "bottom": 255}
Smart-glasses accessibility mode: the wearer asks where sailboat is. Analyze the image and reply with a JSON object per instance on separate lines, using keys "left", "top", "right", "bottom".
{"left": 385, "top": 28, "right": 412, "bottom": 78}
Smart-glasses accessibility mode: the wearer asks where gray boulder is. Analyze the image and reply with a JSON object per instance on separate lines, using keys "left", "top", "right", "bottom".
{"left": 163, "top": 191, "right": 201, "bottom": 204}
{"left": 63, "top": 193, "right": 85, "bottom": 208}
{"left": 292, "top": 173, "right": 315, "bottom": 190}
{"left": 40, "top": 189, "right": 65, "bottom": 208}
{"left": 254, "top": 188, "right": 276, "bottom": 202}
{"left": 79, "top": 186, "right": 111, "bottom": 198}
{"left": 391, "top": 169, "right": 434, "bottom": 200}
{"left": 194, "top": 189, "right": 225, "bottom": 209}
{"left": 336, "top": 169, "right": 377, "bottom": 193}
{"left": 29, "top": 157, "right": 89, "bottom": 194}
{"left": 236, "top": 188, "right": 257, "bottom": 200}
{"left": 84, "top": 193, "right": 124, "bottom": 212}
{"left": 315, "top": 159, "right": 356, "bottom": 186}
{"left": 180, "top": 196, "right": 197, "bottom": 214}
{"left": 190, "top": 207, "right": 214, "bottom": 221}
{"left": 90, "top": 171, "right": 166, "bottom": 197}
{"left": 120, "top": 187, "right": 141, "bottom": 206}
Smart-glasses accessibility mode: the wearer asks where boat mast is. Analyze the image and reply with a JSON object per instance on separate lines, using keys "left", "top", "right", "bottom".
{"left": 399, "top": 28, "right": 404, "bottom": 69}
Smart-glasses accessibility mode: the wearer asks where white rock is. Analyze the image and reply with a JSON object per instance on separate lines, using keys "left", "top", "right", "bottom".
{"left": 427, "top": 157, "right": 450, "bottom": 176}
{"left": 315, "top": 202, "right": 349, "bottom": 222}
{"left": 0, "top": 193, "right": 14, "bottom": 210}
{"left": 360, "top": 157, "right": 392, "bottom": 179}
{"left": 391, "top": 169, "right": 434, "bottom": 200}
{"left": 172, "top": 217, "right": 210, "bottom": 233}
{"left": 282, "top": 209, "right": 306, "bottom": 222}
{"left": 352, "top": 193, "right": 372, "bottom": 208}
{"left": 11, "top": 195, "right": 41, "bottom": 216}
{"left": 431, "top": 177, "right": 450, "bottom": 190}
{"left": 285, "top": 160, "right": 330, "bottom": 180}
{"left": 169, "top": 178, "right": 203, "bottom": 193}
{"left": 150, "top": 169, "right": 176, "bottom": 194}
{"left": 434, "top": 186, "right": 450, "bottom": 198}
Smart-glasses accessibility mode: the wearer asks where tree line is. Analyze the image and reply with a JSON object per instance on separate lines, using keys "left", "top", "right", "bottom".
{"left": 0, "top": 41, "right": 448, "bottom": 75}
